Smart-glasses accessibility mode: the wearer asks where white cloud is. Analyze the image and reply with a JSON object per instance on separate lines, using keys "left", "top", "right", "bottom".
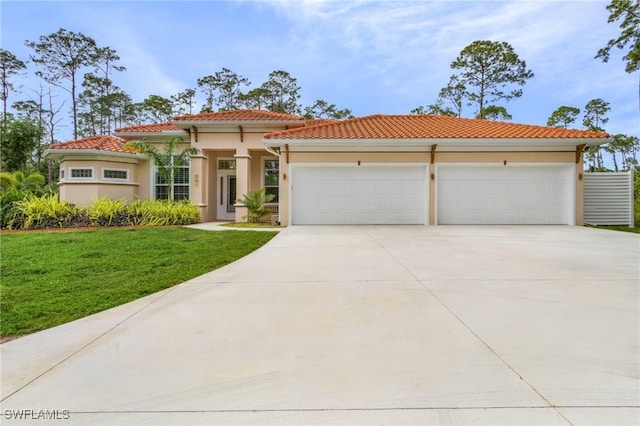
{"left": 257, "top": 0, "right": 635, "bottom": 132}
{"left": 2, "top": 0, "right": 636, "bottom": 141}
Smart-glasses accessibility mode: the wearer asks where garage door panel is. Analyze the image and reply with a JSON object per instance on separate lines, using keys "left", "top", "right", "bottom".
{"left": 292, "top": 166, "right": 427, "bottom": 225}
{"left": 438, "top": 165, "right": 572, "bottom": 225}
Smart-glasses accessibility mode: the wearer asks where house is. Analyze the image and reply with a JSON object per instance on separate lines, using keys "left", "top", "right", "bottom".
{"left": 45, "top": 110, "right": 610, "bottom": 226}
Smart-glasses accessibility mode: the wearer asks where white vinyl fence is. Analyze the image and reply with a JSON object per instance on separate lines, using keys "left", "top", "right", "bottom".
{"left": 583, "top": 171, "right": 635, "bottom": 227}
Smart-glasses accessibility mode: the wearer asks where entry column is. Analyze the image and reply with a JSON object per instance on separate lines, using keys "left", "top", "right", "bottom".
{"left": 234, "top": 148, "right": 252, "bottom": 223}
{"left": 189, "top": 153, "right": 208, "bottom": 221}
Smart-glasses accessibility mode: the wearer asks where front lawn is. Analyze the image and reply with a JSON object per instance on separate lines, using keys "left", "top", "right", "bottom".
{"left": 0, "top": 227, "right": 277, "bottom": 339}
{"left": 220, "top": 222, "right": 282, "bottom": 228}
{"left": 590, "top": 225, "right": 640, "bottom": 234}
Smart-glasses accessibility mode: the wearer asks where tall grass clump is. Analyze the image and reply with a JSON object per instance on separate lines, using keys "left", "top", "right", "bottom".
{"left": 5, "top": 195, "right": 200, "bottom": 229}
{"left": 128, "top": 199, "right": 200, "bottom": 226}
{"left": 8, "top": 194, "right": 78, "bottom": 229}
{"left": 85, "top": 197, "right": 128, "bottom": 226}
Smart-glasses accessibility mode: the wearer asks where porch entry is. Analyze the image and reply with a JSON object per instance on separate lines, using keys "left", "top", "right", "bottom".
{"left": 217, "top": 159, "right": 236, "bottom": 220}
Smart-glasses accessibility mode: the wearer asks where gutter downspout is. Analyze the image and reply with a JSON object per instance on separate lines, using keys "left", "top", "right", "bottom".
{"left": 264, "top": 142, "right": 282, "bottom": 226}
{"left": 265, "top": 143, "right": 280, "bottom": 157}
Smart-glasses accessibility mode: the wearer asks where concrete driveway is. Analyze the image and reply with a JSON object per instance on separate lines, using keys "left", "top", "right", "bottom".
{"left": 1, "top": 225, "right": 638, "bottom": 425}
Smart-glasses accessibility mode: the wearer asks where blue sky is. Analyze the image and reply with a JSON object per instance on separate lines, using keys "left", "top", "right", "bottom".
{"left": 1, "top": 0, "right": 637, "bottom": 143}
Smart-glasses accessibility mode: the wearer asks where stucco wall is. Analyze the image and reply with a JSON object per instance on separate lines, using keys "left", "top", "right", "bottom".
{"left": 58, "top": 159, "right": 141, "bottom": 207}
{"left": 135, "top": 159, "right": 151, "bottom": 200}
{"left": 194, "top": 132, "right": 266, "bottom": 151}
{"left": 200, "top": 149, "right": 276, "bottom": 222}
{"left": 58, "top": 183, "right": 137, "bottom": 207}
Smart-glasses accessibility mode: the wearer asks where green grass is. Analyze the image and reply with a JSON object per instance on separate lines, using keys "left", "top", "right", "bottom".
{"left": 220, "top": 222, "right": 282, "bottom": 228}
{"left": 0, "top": 227, "right": 277, "bottom": 338}
{"left": 590, "top": 225, "right": 640, "bottom": 234}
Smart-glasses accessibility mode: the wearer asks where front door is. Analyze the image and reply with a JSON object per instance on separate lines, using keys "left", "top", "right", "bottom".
{"left": 217, "top": 171, "right": 237, "bottom": 220}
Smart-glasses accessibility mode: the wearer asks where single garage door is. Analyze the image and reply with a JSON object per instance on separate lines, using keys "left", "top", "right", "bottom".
{"left": 291, "top": 165, "right": 427, "bottom": 225}
{"left": 437, "top": 164, "right": 574, "bottom": 225}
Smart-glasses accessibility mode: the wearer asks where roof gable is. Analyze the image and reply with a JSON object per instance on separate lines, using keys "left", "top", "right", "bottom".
{"left": 264, "top": 114, "right": 610, "bottom": 140}
{"left": 48, "top": 136, "right": 137, "bottom": 153}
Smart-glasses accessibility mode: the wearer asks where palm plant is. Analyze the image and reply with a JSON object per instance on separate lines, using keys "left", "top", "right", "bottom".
{"left": 0, "top": 171, "right": 45, "bottom": 194}
{"left": 0, "top": 171, "right": 47, "bottom": 228}
{"left": 237, "top": 188, "right": 275, "bottom": 223}
{"left": 124, "top": 137, "right": 199, "bottom": 200}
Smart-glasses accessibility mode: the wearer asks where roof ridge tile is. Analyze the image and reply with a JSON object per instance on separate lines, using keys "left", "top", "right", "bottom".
{"left": 264, "top": 114, "right": 609, "bottom": 140}
{"left": 173, "top": 109, "right": 305, "bottom": 122}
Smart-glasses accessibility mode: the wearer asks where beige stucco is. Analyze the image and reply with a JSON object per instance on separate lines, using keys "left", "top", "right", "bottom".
{"left": 136, "top": 159, "right": 151, "bottom": 200}
{"left": 193, "top": 131, "right": 267, "bottom": 151}
{"left": 198, "top": 149, "right": 277, "bottom": 222}
{"left": 189, "top": 154, "right": 208, "bottom": 221}
{"left": 575, "top": 157, "right": 585, "bottom": 226}
{"left": 183, "top": 129, "right": 292, "bottom": 222}
{"left": 58, "top": 159, "right": 140, "bottom": 207}
{"left": 58, "top": 182, "right": 138, "bottom": 207}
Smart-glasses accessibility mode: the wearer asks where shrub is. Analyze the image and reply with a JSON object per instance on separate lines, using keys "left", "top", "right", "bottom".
{"left": 0, "top": 171, "right": 45, "bottom": 194}
{"left": 128, "top": 199, "right": 200, "bottom": 226}
{"left": 0, "top": 171, "right": 48, "bottom": 229}
{"left": 237, "top": 188, "right": 275, "bottom": 223}
{"left": 5, "top": 195, "right": 200, "bottom": 230}
{"left": 1, "top": 188, "right": 28, "bottom": 228}
{"left": 8, "top": 194, "right": 78, "bottom": 229}
{"left": 85, "top": 197, "right": 128, "bottom": 226}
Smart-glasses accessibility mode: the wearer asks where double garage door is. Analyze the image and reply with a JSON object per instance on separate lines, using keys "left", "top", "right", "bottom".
{"left": 291, "top": 166, "right": 427, "bottom": 225}
{"left": 291, "top": 164, "right": 574, "bottom": 225}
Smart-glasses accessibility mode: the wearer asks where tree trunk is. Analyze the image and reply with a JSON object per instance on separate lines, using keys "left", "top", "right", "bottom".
{"left": 71, "top": 73, "right": 77, "bottom": 140}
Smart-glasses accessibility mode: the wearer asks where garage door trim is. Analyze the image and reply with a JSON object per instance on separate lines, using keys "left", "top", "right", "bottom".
{"left": 290, "top": 163, "right": 429, "bottom": 225}
{"left": 435, "top": 162, "right": 575, "bottom": 225}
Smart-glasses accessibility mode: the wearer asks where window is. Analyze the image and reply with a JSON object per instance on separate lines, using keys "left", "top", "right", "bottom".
{"left": 218, "top": 159, "right": 236, "bottom": 170}
{"left": 172, "top": 166, "right": 190, "bottom": 200}
{"left": 60, "top": 169, "right": 65, "bottom": 180}
{"left": 154, "top": 157, "right": 190, "bottom": 201}
{"left": 70, "top": 168, "right": 93, "bottom": 179}
{"left": 103, "top": 169, "right": 129, "bottom": 181}
{"left": 263, "top": 159, "right": 279, "bottom": 203}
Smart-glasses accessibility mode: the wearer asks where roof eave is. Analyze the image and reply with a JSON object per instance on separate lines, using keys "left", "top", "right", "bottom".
{"left": 44, "top": 149, "right": 143, "bottom": 160}
{"left": 263, "top": 137, "right": 612, "bottom": 151}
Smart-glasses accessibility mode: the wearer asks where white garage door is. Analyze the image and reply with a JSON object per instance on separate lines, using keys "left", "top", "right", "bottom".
{"left": 291, "top": 165, "right": 427, "bottom": 225}
{"left": 437, "top": 164, "right": 574, "bottom": 225}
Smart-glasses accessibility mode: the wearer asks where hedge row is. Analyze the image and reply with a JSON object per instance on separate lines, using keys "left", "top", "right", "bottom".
{"left": 4, "top": 195, "right": 201, "bottom": 230}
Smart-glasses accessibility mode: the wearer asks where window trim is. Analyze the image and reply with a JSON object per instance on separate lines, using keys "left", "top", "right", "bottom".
{"left": 262, "top": 156, "right": 279, "bottom": 204}
{"left": 69, "top": 167, "right": 94, "bottom": 180}
{"left": 102, "top": 168, "right": 129, "bottom": 182}
{"left": 217, "top": 158, "right": 237, "bottom": 170}
{"left": 152, "top": 157, "right": 191, "bottom": 201}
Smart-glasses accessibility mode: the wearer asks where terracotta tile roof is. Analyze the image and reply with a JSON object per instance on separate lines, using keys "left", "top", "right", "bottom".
{"left": 48, "top": 136, "right": 138, "bottom": 153}
{"left": 265, "top": 114, "right": 610, "bottom": 140}
{"left": 114, "top": 122, "right": 181, "bottom": 133}
{"left": 304, "top": 118, "right": 338, "bottom": 127}
{"left": 173, "top": 109, "right": 305, "bottom": 122}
